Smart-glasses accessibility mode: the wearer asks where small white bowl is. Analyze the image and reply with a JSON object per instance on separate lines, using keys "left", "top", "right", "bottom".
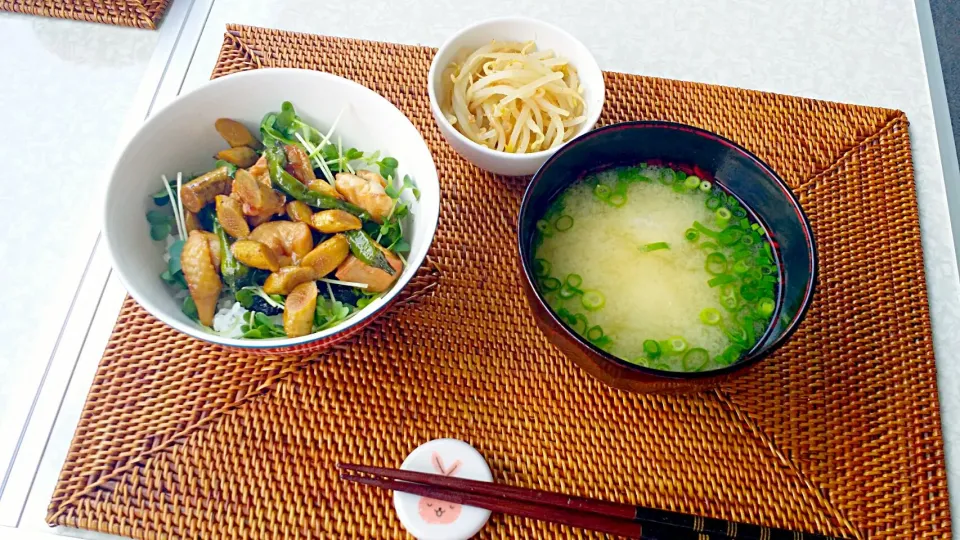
{"left": 428, "top": 17, "right": 605, "bottom": 177}
{"left": 103, "top": 68, "right": 440, "bottom": 353}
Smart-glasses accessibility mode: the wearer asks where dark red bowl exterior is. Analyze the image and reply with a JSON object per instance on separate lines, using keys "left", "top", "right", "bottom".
{"left": 517, "top": 121, "right": 818, "bottom": 393}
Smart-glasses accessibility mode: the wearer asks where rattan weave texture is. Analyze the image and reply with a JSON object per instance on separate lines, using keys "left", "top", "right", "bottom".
{"left": 47, "top": 25, "right": 951, "bottom": 539}
{"left": 0, "top": 0, "right": 170, "bottom": 29}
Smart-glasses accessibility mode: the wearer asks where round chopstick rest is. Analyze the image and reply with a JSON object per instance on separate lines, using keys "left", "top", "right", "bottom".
{"left": 393, "top": 438, "right": 493, "bottom": 540}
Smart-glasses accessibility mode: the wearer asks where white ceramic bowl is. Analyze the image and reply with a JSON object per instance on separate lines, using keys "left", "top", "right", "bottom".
{"left": 103, "top": 68, "right": 440, "bottom": 353}
{"left": 428, "top": 17, "right": 605, "bottom": 177}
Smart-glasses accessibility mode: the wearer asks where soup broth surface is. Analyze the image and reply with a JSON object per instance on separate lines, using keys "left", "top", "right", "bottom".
{"left": 533, "top": 165, "right": 778, "bottom": 372}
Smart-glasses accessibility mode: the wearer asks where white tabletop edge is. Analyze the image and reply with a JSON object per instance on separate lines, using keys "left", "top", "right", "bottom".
{"left": 0, "top": 0, "right": 216, "bottom": 527}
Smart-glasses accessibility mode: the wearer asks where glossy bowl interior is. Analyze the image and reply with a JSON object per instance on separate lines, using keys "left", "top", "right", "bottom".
{"left": 518, "top": 121, "right": 817, "bottom": 392}
{"left": 427, "top": 17, "right": 605, "bottom": 177}
{"left": 103, "top": 68, "right": 440, "bottom": 353}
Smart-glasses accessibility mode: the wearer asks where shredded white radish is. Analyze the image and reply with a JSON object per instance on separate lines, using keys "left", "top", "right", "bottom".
{"left": 298, "top": 105, "right": 346, "bottom": 185}
{"left": 319, "top": 277, "right": 369, "bottom": 289}
{"left": 176, "top": 173, "right": 186, "bottom": 239}
{"left": 161, "top": 174, "right": 185, "bottom": 241}
{"left": 441, "top": 40, "right": 585, "bottom": 153}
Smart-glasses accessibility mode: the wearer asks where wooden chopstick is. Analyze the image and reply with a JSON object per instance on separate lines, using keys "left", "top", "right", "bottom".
{"left": 340, "top": 472, "right": 723, "bottom": 539}
{"left": 338, "top": 463, "right": 848, "bottom": 540}
{"left": 341, "top": 462, "right": 638, "bottom": 518}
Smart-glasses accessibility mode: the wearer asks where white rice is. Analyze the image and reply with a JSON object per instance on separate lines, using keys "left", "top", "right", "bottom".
{"left": 213, "top": 301, "right": 248, "bottom": 337}
{"left": 162, "top": 234, "right": 176, "bottom": 264}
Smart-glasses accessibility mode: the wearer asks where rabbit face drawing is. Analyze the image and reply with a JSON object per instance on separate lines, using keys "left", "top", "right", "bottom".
{"left": 417, "top": 452, "right": 462, "bottom": 524}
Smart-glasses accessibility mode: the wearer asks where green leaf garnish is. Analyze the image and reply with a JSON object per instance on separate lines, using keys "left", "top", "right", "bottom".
{"left": 146, "top": 210, "right": 172, "bottom": 225}
{"left": 182, "top": 296, "right": 199, "bottom": 321}
{"left": 314, "top": 294, "right": 353, "bottom": 330}
{"left": 150, "top": 222, "right": 172, "bottom": 241}
{"left": 167, "top": 239, "right": 185, "bottom": 276}
{"left": 236, "top": 288, "right": 254, "bottom": 308}
{"left": 213, "top": 160, "right": 238, "bottom": 177}
{"left": 240, "top": 311, "right": 286, "bottom": 339}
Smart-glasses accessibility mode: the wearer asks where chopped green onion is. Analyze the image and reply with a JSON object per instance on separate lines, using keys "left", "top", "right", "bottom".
{"left": 586, "top": 325, "right": 605, "bottom": 342}
{"left": 536, "top": 219, "right": 553, "bottom": 236}
{"left": 617, "top": 167, "right": 641, "bottom": 182}
{"left": 533, "top": 258, "right": 551, "bottom": 278}
{"left": 541, "top": 277, "right": 561, "bottom": 292}
{"left": 683, "top": 348, "right": 710, "bottom": 371}
{"left": 643, "top": 339, "right": 661, "bottom": 359}
{"left": 751, "top": 223, "right": 761, "bottom": 231}
{"left": 718, "top": 228, "right": 743, "bottom": 246}
{"left": 631, "top": 356, "right": 651, "bottom": 367}
{"left": 684, "top": 229, "right": 700, "bottom": 242}
{"left": 559, "top": 284, "right": 583, "bottom": 299}
{"left": 554, "top": 215, "right": 574, "bottom": 231}
{"left": 732, "top": 248, "right": 752, "bottom": 261}
{"left": 592, "top": 335, "right": 613, "bottom": 349}
{"left": 757, "top": 298, "right": 776, "bottom": 317}
{"left": 724, "top": 323, "right": 748, "bottom": 345}
{"left": 761, "top": 275, "right": 778, "bottom": 284}
{"left": 700, "top": 241, "right": 719, "bottom": 252}
{"left": 720, "top": 284, "right": 740, "bottom": 311}
{"left": 572, "top": 313, "right": 589, "bottom": 334}
{"left": 708, "top": 273, "right": 737, "bottom": 287}
{"left": 739, "top": 218, "right": 750, "bottom": 229}
{"left": 666, "top": 336, "right": 688, "bottom": 354}
{"left": 705, "top": 252, "right": 728, "bottom": 275}
{"left": 699, "top": 180, "right": 712, "bottom": 192}
{"left": 581, "top": 290, "right": 606, "bottom": 311}
{"left": 693, "top": 221, "right": 720, "bottom": 238}
{"left": 700, "top": 308, "right": 722, "bottom": 325}
{"left": 557, "top": 307, "right": 577, "bottom": 326}
{"left": 739, "top": 284, "right": 759, "bottom": 302}
{"left": 760, "top": 265, "right": 776, "bottom": 276}
{"left": 594, "top": 184, "right": 612, "bottom": 200}
{"left": 732, "top": 260, "right": 751, "bottom": 274}
{"left": 742, "top": 316, "right": 756, "bottom": 345}
{"left": 675, "top": 170, "right": 687, "bottom": 181}
{"left": 565, "top": 273, "right": 583, "bottom": 288}
{"left": 750, "top": 318, "right": 769, "bottom": 338}
{"left": 608, "top": 193, "right": 627, "bottom": 207}
{"left": 641, "top": 242, "right": 670, "bottom": 252}
{"left": 659, "top": 169, "right": 676, "bottom": 185}
{"left": 716, "top": 345, "right": 743, "bottom": 366}
{"left": 740, "top": 235, "right": 755, "bottom": 246}
{"left": 705, "top": 197, "right": 721, "bottom": 210}
{"left": 715, "top": 207, "right": 732, "bottom": 224}
{"left": 733, "top": 207, "right": 748, "bottom": 218}
{"left": 683, "top": 176, "right": 700, "bottom": 190}
{"left": 651, "top": 361, "right": 672, "bottom": 371}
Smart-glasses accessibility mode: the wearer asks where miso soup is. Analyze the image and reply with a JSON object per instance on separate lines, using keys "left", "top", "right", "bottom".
{"left": 533, "top": 165, "right": 780, "bottom": 372}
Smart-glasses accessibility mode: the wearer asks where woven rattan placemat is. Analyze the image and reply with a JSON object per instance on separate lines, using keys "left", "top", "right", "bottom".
{"left": 48, "top": 24, "right": 951, "bottom": 538}
{"left": 1, "top": 0, "right": 170, "bottom": 29}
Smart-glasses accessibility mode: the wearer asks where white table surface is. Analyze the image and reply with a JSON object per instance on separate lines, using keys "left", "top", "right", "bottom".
{"left": 2, "top": 0, "right": 958, "bottom": 537}
{"left": 0, "top": 14, "right": 160, "bottom": 531}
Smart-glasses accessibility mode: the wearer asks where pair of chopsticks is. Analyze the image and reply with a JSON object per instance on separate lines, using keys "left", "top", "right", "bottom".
{"left": 337, "top": 463, "right": 847, "bottom": 539}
